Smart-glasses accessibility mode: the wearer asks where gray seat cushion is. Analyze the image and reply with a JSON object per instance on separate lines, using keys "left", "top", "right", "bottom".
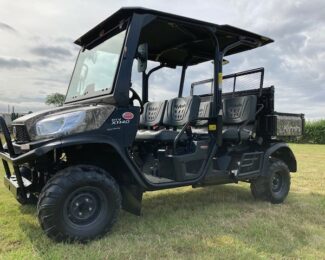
{"left": 140, "top": 100, "right": 167, "bottom": 127}
{"left": 222, "top": 127, "right": 252, "bottom": 141}
{"left": 222, "top": 95, "right": 257, "bottom": 141}
{"left": 136, "top": 129, "right": 186, "bottom": 142}
{"left": 196, "top": 101, "right": 212, "bottom": 126}
{"left": 136, "top": 96, "right": 200, "bottom": 142}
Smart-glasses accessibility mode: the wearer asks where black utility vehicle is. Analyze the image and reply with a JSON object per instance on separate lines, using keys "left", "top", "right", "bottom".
{"left": 0, "top": 8, "right": 304, "bottom": 241}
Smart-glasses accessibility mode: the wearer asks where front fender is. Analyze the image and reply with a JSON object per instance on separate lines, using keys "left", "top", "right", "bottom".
{"left": 8, "top": 134, "right": 148, "bottom": 189}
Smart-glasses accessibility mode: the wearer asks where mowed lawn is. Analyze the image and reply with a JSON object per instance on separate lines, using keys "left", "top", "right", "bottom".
{"left": 0, "top": 144, "right": 324, "bottom": 259}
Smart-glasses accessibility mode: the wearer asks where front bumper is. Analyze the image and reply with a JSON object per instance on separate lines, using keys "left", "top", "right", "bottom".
{"left": 4, "top": 174, "right": 32, "bottom": 201}
{"left": 0, "top": 116, "right": 37, "bottom": 203}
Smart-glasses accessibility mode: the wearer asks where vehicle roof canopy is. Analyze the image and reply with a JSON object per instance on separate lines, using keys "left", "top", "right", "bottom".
{"left": 75, "top": 7, "right": 273, "bottom": 66}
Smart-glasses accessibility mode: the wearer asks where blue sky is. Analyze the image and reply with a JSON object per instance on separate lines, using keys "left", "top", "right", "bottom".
{"left": 0, "top": 0, "right": 324, "bottom": 119}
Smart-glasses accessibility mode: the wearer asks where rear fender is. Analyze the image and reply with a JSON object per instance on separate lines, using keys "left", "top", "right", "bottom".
{"left": 261, "top": 143, "right": 297, "bottom": 176}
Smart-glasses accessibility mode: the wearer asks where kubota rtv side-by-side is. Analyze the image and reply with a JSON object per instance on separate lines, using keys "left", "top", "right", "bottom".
{"left": 0, "top": 8, "right": 304, "bottom": 242}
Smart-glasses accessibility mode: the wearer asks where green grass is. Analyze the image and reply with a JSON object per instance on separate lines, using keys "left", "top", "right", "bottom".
{"left": 0, "top": 143, "right": 325, "bottom": 259}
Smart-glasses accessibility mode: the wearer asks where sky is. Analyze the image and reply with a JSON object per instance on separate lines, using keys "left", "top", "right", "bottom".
{"left": 0, "top": 0, "right": 324, "bottom": 119}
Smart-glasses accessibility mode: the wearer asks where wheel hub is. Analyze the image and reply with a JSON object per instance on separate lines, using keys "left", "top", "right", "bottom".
{"left": 67, "top": 191, "right": 100, "bottom": 225}
{"left": 272, "top": 173, "right": 283, "bottom": 192}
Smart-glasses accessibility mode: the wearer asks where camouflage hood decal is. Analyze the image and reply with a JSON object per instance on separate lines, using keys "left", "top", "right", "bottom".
{"left": 13, "top": 104, "right": 115, "bottom": 140}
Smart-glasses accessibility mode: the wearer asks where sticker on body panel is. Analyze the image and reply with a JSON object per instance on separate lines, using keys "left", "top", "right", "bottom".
{"left": 111, "top": 112, "right": 134, "bottom": 125}
{"left": 122, "top": 112, "right": 134, "bottom": 120}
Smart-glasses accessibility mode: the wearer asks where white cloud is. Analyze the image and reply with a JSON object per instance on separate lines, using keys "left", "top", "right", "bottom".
{"left": 0, "top": 0, "right": 324, "bottom": 119}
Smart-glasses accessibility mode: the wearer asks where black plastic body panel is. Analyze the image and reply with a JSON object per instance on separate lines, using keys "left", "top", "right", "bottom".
{"left": 237, "top": 152, "right": 263, "bottom": 178}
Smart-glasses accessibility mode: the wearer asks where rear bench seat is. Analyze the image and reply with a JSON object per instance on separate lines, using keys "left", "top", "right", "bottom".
{"left": 192, "top": 95, "right": 258, "bottom": 142}
{"left": 136, "top": 96, "right": 200, "bottom": 142}
{"left": 222, "top": 95, "right": 257, "bottom": 141}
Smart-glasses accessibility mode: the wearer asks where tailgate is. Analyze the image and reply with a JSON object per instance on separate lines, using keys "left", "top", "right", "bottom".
{"left": 266, "top": 112, "right": 305, "bottom": 137}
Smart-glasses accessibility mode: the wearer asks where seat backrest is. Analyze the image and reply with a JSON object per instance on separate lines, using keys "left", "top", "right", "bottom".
{"left": 196, "top": 101, "right": 212, "bottom": 126}
{"left": 140, "top": 100, "right": 167, "bottom": 127}
{"left": 163, "top": 96, "right": 200, "bottom": 127}
{"left": 223, "top": 95, "right": 257, "bottom": 125}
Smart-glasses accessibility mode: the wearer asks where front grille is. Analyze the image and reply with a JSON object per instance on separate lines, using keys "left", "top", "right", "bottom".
{"left": 14, "top": 125, "right": 30, "bottom": 143}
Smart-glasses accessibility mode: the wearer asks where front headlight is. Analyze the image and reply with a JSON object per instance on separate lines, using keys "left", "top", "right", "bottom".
{"left": 36, "top": 111, "right": 86, "bottom": 138}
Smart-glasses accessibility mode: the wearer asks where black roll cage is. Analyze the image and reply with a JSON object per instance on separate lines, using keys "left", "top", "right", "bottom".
{"left": 123, "top": 13, "right": 264, "bottom": 189}
{"left": 67, "top": 11, "right": 263, "bottom": 117}
{"left": 190, "top": 67, "right": 265, "bottom": 97}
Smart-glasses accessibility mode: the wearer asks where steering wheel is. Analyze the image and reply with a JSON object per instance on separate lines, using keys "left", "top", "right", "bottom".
{"left": 129, "top": 88, "right": 144, "bottom": 114}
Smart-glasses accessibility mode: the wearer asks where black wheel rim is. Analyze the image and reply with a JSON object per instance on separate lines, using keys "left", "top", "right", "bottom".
{"left": 64, "top": 187, "right": 106, "bottom": 226}
{"left": 272, "top": 172, "right": 283, "bottom": 192}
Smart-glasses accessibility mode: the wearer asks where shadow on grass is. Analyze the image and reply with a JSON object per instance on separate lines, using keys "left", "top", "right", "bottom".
{"left": 18, "top": 183, "right": 252, "bottom": 217}
{"left": 18, "top": 204, "right": 36, "bottom": 215}
{"left": 18, "top": 184, "right": 325, "bottom": 258}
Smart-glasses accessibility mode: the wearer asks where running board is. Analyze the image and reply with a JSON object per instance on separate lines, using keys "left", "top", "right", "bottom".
{"left": 193, "top": 170, "right": 233, "bottom": 187}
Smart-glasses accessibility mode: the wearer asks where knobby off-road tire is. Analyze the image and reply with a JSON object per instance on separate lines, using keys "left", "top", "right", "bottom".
{"left": 37, "top": 165, "right": 121, "bottom": 242}
{"left": 250, "top": 159, "right": 291, "bottom": 204}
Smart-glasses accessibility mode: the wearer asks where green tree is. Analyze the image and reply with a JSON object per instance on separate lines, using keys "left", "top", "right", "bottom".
{"left": 45, "top": 93, "right": 65, "bottom": 107}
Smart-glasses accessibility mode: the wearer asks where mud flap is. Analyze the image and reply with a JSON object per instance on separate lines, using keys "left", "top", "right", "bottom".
{"left": 120, "top": 185, "right": 143, "bottom": 216}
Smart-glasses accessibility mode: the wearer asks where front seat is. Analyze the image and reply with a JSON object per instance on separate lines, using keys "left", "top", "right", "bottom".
{"left": 136, "top": 96, "right": 200, "bottom": 142}
{"left": 139, "top": 100, "right": 167, "bottom": 129}
{"left": 222, "top": 95, "right": 257, "bottom": 142}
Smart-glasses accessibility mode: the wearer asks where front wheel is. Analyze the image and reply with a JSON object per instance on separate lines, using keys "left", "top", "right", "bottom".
{"left": 37, "top": 165, "right": 121, "bottom": 242}
{"left": 250, "top": 159, "right": 291, "bottom": 204}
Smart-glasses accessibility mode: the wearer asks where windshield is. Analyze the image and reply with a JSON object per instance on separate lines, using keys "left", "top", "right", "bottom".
{"left": 65, "top": 30, "right": 126, "bottom": 102}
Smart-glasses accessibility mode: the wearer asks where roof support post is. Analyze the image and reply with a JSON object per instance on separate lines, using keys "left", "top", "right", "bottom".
{"left": 209, "top": 36, "right": 260, "bottom": 145}
{"left": 178, "top": 64, "right": 188, "bottom": 98}
{"left": 142, "top": 72, "right": 148, "bottom": 103}
{"left": 213, "top": 41, "right": 223, "bottom": 146}
{"left": 142, "top": 64, "right": 165, "bottom": 102}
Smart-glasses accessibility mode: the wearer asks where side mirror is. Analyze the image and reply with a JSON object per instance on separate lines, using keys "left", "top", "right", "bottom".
{"left": 137, "top": 43, "right": 148, "bottom": 73}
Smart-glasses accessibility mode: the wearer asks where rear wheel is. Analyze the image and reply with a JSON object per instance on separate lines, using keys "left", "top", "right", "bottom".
{"left": 37, "top": 165, "right": 121, "bottom": 242}
{"left": 250, "top": 159, "right": 291, "bottom": 204}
